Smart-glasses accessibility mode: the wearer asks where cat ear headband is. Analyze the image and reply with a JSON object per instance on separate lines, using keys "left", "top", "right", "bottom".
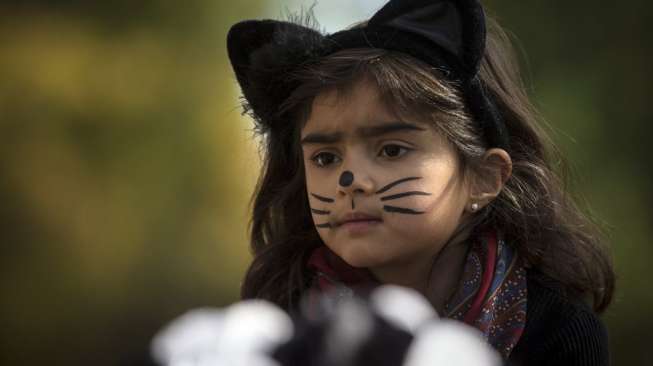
{"left": 227, "top": 0, "right": 509, "bottom": 149}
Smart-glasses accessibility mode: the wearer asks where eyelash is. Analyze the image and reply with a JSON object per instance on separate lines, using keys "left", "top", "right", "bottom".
{"left": 310, "top": 151, "right": 341, "bottom": 167}
{"left": 310, "top": 144, "right": 412, "bottom": 168}
{"left": 379, "top": 144, "right": 411, "bottom": 159}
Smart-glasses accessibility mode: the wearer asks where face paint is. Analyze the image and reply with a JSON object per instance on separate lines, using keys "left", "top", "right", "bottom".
{"left": 310, "top": 192, "right": 335, "bottom": 230}
{"left": 375, "top": 177, "right": 422, "bottom": 194}
{"left": 374, "top": 177, "right": 428, "bottom": 215}
{"left": 337, "top": 170, "right": 358, "bottom": 210}
{"left": 339, "top": 170, "right": 354, "bottom": 187}
{"left": 380, "top": 191, "right": 432, "bottom": 201}
{"left": 382, "top": 205, "right": 425, "bottom": 215}
{"left": 309, "top": 173, "right": 431, "bottom": 233}
{"left": 311, "top": 193, "right": 335, "bottom": 203}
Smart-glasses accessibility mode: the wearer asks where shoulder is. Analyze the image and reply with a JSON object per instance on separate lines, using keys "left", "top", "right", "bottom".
{"left": 508, "top": 270, "right": 610, "bottom": 366}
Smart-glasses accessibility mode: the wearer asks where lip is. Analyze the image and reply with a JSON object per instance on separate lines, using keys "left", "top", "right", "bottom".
{"left": 337, "top": 212, "right": 382, "bottom": 235}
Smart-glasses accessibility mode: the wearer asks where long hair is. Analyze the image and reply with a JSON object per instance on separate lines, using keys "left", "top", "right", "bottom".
{"left": 240, "top": 16, "right": 615, "bottom": 313}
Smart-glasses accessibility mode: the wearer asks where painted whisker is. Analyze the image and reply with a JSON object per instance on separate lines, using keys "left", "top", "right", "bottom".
{"left": 375, "top": 177, "right": 421, "bottom": 194}
{"left": 383, "top": 205, "right": 425, "bottom": 215}
{"left": 380, "top": 191, "right": 431, "bottom": 201}
{"left": 311, "top": 208, "right": 330, "bottom": 215}
{"left": 311, "top": 193, "right": 334, "bottom": 203}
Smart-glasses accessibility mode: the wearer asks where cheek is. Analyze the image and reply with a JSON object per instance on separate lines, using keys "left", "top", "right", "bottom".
{"left": 382, "top": 186, "right": 467, "bottom": 239}
{"left": 383, "top": 210, "right": 442, "bottom": 237}
{"left": 305, "top": 173, "right": 316, "bottom": 192}
{"left": 411, "top": 162, "right": 469, "bottom": 215}
{"left": 305, "top": 167, "right": 331, "bottom": 193}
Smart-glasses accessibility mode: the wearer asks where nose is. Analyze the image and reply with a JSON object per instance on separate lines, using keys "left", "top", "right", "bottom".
{"left": 337, "top": 169, "right": 375, "bottom": 197}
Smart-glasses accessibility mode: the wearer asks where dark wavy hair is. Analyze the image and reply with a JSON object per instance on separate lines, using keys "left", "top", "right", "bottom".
{"left": 239, "top": 15, "right": 615, "bottom": 313}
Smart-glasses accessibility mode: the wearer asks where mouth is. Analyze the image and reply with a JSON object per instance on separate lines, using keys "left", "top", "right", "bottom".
{"left": 337, "top": 212, "right": 383, "bottom": 233}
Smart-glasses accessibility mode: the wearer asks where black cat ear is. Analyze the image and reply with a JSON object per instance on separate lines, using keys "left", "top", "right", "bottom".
{"left": 227, "top": 20, "right": 325, "bottom": 131}
{"left": 367, "top": 0, "right": 486, "bottom": 76}
{"left": 226, "top": 1, "right": 508, "bottom": 149}
{"left": 226, "top": 1, "right": 487, "bottom": 119}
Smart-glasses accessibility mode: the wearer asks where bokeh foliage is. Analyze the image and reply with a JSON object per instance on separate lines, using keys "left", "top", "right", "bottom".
{"left": 486, "top": 1, "right": 653, "bottom": 364}
{"left": 0, "top": 1, "right": 265, "bottom": 364}
{"left": 0, "top": 0, "right": 651, "bottom": 365}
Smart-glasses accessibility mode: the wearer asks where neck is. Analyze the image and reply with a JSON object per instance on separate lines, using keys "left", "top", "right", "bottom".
{"left": 370, "top": 228, "right": 473, "bottom": 315}
{"left": 424, "top": 237, "right": 470, "bottom": 314}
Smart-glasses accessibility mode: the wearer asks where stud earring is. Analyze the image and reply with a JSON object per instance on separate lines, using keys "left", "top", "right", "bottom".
{"left": 470, "top": 203, "right": 479, "bottom": 212}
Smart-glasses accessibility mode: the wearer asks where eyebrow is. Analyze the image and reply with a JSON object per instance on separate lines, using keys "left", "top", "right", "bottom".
{"left": 300, "top": 121, "right": 426, "bottom": 145}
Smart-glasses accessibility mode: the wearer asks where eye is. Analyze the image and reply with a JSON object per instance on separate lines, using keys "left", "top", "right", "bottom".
{"left": 311, "top": 152, "right": 341, "bottom": 167}
{"left": 379, "top": 144, "right": 410, "bottom": 159}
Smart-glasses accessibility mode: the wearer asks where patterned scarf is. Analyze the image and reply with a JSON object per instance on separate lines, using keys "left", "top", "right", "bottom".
{"left": 306, "top": 230, "right": 527, "bottom": 359}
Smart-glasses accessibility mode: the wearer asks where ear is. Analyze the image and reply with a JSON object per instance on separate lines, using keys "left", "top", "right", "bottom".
{"left": 466, "top": 148, "right": 512, "bottom": 212}
{"left": 227, "top": 20, "right": 325, "bottom": 130}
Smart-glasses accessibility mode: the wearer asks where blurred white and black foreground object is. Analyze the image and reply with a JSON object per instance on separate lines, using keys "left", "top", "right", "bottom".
{"left": 145, "top": 285, "right": 500, "bottom": 366}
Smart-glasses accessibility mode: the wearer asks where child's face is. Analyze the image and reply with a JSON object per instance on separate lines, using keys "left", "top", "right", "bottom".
{"left": 300, "top": 79, "right": 471, "bottom": 284}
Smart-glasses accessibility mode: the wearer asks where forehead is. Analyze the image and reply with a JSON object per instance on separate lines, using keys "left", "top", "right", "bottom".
{"left": 301, "top": 79, "right": 430, "bottom": 135}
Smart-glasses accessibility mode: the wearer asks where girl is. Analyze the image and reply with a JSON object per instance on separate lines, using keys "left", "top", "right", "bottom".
{"left": 227, "top": 0, "right": 615, "bottom": 365}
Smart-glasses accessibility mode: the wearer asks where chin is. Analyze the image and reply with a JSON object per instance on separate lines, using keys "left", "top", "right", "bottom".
{"left": 339, "top": 255, "right": 370, "bottom": 269}
{"left": 336, "top": 246, "right": 384, "bottom": 269}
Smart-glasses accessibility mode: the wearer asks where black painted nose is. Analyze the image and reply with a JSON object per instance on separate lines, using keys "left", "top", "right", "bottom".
{"left": 339, "top": 170, "right": 354, "bottom": 187}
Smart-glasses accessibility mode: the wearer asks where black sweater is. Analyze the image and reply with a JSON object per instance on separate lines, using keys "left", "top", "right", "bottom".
{"left": 507, "top": 272, "right": 610, "bottom": 366}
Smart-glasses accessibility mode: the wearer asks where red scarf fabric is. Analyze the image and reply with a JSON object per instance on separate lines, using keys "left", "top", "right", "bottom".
{"left": 306, "top": 230, "right": 527, "bottom": 359}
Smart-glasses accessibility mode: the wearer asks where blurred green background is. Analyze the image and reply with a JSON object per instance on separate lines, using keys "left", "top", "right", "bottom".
{"left": 0, "top": 0, "right": 650, "bottom": 364}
